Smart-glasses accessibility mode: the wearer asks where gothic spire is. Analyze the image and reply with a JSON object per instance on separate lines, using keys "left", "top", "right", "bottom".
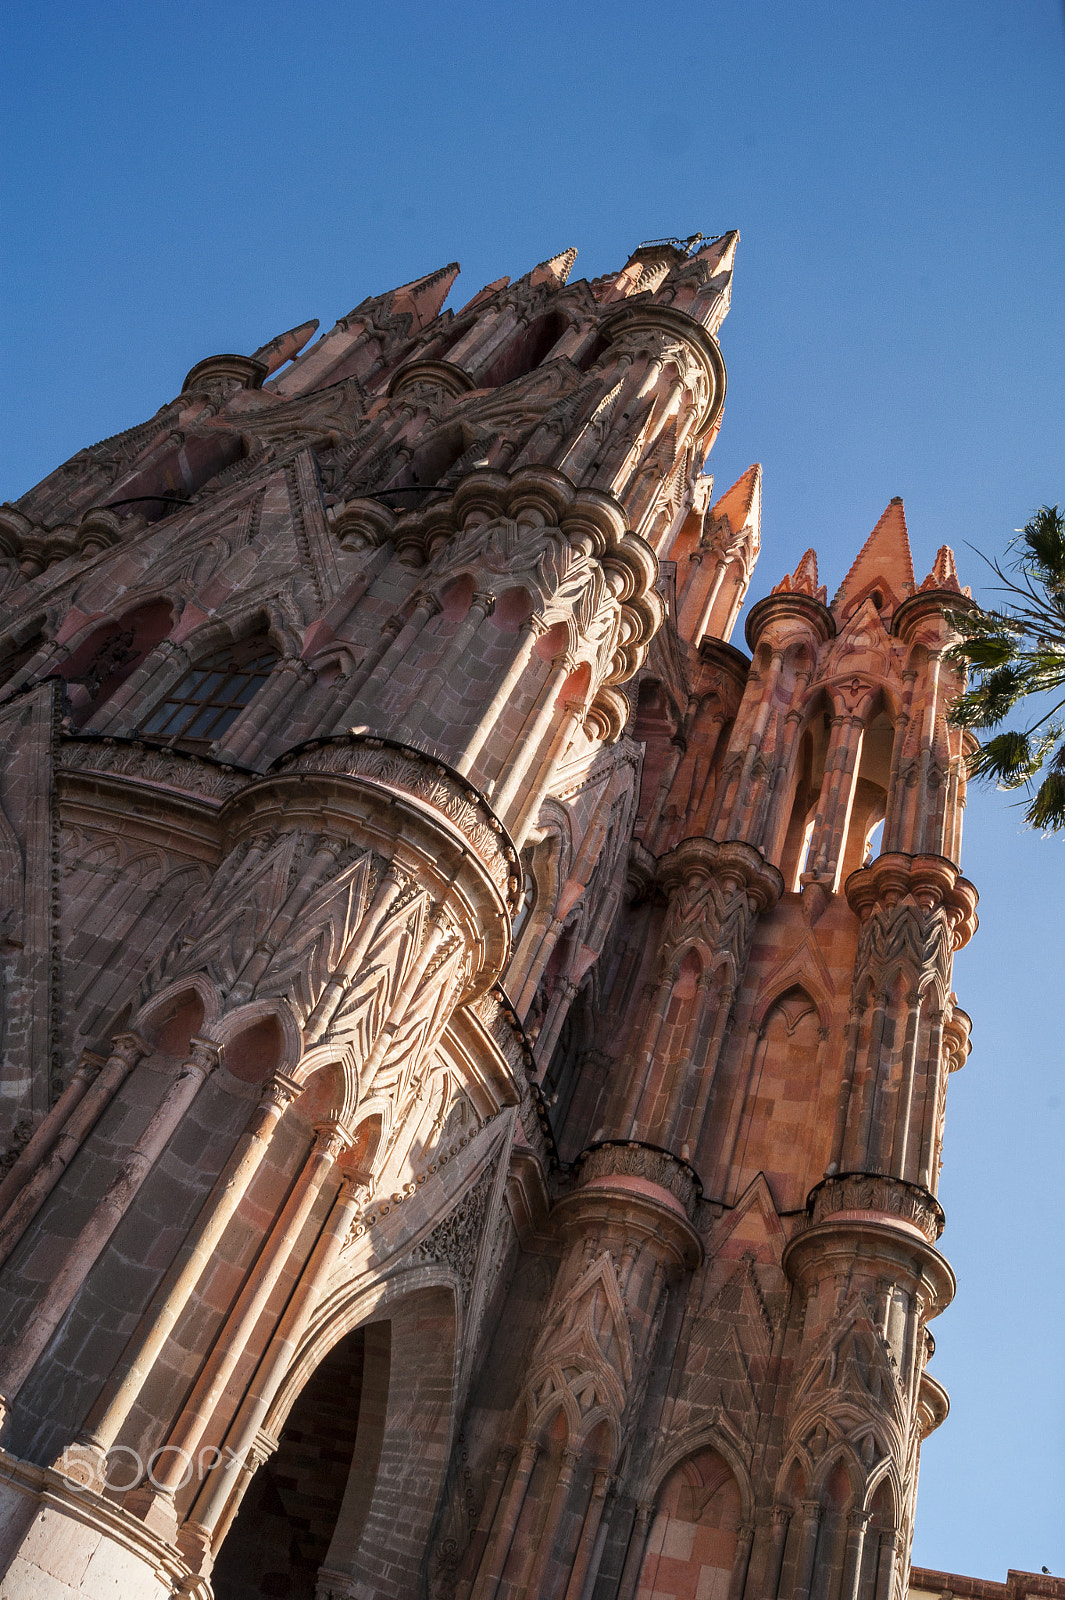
{"left": 709, "top": 463, "right": 761, "bottom": 544}
{"left": 529, "top": 247, "right": 579, "bottom": 287}
{"left": 832, "top": 497, "right": 915, "bottom": 618}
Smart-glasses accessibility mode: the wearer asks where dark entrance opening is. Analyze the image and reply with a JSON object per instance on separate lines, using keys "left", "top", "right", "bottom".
{"left": 211, "top": 1327, "right": 366, "bottom": 1600}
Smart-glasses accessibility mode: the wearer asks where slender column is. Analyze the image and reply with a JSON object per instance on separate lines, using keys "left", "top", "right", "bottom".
{"left": 0, "top": 1051, "right": 104, "bottom": 1218}
{"left": 0, "top": 1038, "right": 222, "bottom": 1404}
{"left": 713, "top": 652, "right": 784, "bottom": 838}
{"left": 84, "top": 637, "right": 189, "bottom": 734}
{"left": 340, "top": 593, "right": 442, "bottom": 727}
{"left": 851, "top": 990, "right": 890, "bottom": 1169}
{"left": 711, "top": 1024, "right": 766, "bottom": 1199}
{"left": 150, "top": 1124, "right": 346, "bottom": 1497}
{"left": 394, "top": 590, "right": 496, "bottom": 743}
{"left": 765, "top": 1505, "right": 791, "bottom": 1599}
{"left": 643, "top": 738, "right": 685, "bottom": 841}
{"left": 888, "top": 992, "right": 923, "bottom": 1179}
{"left": 217, "top": 656, "right": 313, "bottom": 766}
{"left": 840, "top": 1509, "right": 872, "bottom": 1600}
{"left": 511, "top": 697, "right": 586, "bottom": 847}
{"left": 829, "top": 1005, "right": 865, "bottom": 1172}
{"left": 792, "top": 1501, "right": 823, "bottom": 1600}
{"left": 563, "top": 1471, "right": 612, "bottom": 1600}
{"left": 303, "top": 864, "right": 408, "bottom": 1045}
{"left": 874, "top": 1529, "right": 899, "bottom": 1600}
{"left": 916, "top": 1010, "right": 947, "bottom": 1189}
{"left": 620, "top": 970, "right": 677, "bottom": 1135}
{"left": 469, "top": 1437, "right": 540, "bottom": 1600}
{"left": 534, "top": 977, "right": 578, "bottom": 1073}
{"left": 0, "top": 1033, "right": 148, "bottom": 1265}
{"left": 459, "top": 1446, "right": 517, "bottom": 1597}
{"left": 72, "top": 1073, "right": 302, "bottom": 1460}
{"left": 521, "top": 1445, "right": 579, "bottom": 1597}
{"left": 656, "top": 972, "right": 714, "bottom": 1145}
{"left": 185, "top": 1172, "right": 364, "bottom": 1538}
{"left": 727, "top": 1521, "right": 755, "bottom": 1600}
{"left": 682, "top": 981, "right": 734, "bottom": 1154}
{"left": 491, "top": 653, "right": 572, "bottom": 820}
{"left": 616, "top": 1501, "right": 653, "bottom": 1600}
{"left": 454, "top": 615, "right": 544, "bottom": 778}
{"left": 327, "top": 618, "right": 404, "bottom": 728}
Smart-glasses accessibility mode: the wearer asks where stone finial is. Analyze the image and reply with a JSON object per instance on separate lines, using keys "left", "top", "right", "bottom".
{"left": 772, "top": 547, "right": 827, "bottom": 603}
{"left": 709, "top": 464, "right": 761, "bottom": 548}
{"left": 918, "top": 544, "right": 963, "bottom": 593}
{"left": 251, "top": 319, "right": 320, "bottom": 376}
{"left": 387, "top": 263, "right": 461, "bottom": 330}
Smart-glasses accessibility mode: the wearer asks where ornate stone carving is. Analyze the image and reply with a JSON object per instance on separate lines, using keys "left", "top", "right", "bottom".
{"left": 805, "top": 1173, "right": 945, "bottom": 1242}
{"left": 58, "top": 735, "right": 248, "bottom": 801}
{"left": 273, "top": 735, "right": 521, "bottom": 905}
{"left": 414, "top": 1159, "right": 497, "bottom": 1305}
{"left": 574, "top": 1140, "right": 702, "bottom": 1221}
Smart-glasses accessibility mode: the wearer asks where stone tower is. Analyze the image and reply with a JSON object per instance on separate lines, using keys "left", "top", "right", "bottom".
{"left": 0, "top": 235, "right": 978, "bottom": 1600}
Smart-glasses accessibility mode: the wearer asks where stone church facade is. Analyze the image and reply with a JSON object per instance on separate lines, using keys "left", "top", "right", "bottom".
{"left": 0, "top": 235, "right": 1035, "bottom": 1599}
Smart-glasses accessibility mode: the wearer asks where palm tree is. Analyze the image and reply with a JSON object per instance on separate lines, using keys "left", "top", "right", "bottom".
{"left": 950, "top": 504, "right": 1065, "bottom": 830}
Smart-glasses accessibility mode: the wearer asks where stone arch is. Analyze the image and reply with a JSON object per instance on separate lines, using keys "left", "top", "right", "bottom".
{"left": 207, "top": 997, "right": 303, "bottom": 1085}
{"left": 228, "top": 1273, "right": 460, "bottom": 1600}
{"left": 776, "top": 687, "right": 834, "bottom": 886}
{"left": 105, "top": 427, "right": 247, "bottom": 521}
{"left": 134, "top": 976, "right": 220, "bottom": 1058}
{"left": 642, "top": 1422, "right": 754, "bottom": 1526}
{"left": 50, "top": 597, "right": 175, "bottom": 726}
{"left": 136, "top": 610, "right": 283, "bottom": 751}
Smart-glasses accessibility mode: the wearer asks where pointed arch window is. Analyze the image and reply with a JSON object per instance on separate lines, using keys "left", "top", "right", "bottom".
{"left": 139, "top": 633, "right": 279, "bottom": 750}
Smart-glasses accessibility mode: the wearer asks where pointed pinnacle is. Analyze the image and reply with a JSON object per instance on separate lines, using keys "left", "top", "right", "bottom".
{"left": 710, "top": 464, "right": 761, "bottom": 534}
{"left": 388, "top": 263, "right": 461, "bottom": 330}
{"left": 919, "top": 544, "right": 963, "bottom": 593}
{"left": 251, "top": 319, "right": 320, "bottom": 376}
{"left": 696, "top": 230, "right": 739, "bottom": 276}
{"left": 457, "top": 275, "right": 510, "bottom": 315}
{"left": 529, "top": 248, "right": 578, "bottom": 288}
{"left": 832, "top": 497, "right": 915, "bottom": 615}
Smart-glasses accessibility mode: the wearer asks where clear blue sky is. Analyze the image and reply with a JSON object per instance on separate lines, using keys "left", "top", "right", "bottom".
{"left": 3, "top": 0, "right": 1063, "bottom": 1578}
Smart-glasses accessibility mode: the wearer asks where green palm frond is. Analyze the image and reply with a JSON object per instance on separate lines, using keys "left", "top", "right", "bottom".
{"left": 949, "top": 504, "right": 1065, "bottom": 829}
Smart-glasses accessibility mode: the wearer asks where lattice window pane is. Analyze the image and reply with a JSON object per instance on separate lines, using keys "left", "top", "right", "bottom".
{"left": 140, "top": 637, "right": 279, "bottom": 750}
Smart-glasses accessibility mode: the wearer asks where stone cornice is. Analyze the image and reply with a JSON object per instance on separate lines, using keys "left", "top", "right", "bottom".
{"left": 744, "top": 589, "right": 836, "bottom": 651}
{"left": 656, "top": 836, "right": 784, "bottom": 912}
{"left": 844, "top": 852, "right": 979, "bottom": 949}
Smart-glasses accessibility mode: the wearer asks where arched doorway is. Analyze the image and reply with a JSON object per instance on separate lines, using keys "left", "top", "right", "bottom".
{"left": 210, "top": 1281, "right": 457, "bottom": 1600}
{"left": 211, "top": 1326, "right": 372, "bottom": 1600}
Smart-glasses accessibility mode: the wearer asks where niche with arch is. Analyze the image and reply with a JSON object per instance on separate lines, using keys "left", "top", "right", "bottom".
{"left": 51, "top": 600, "right": 174, "bottom": 727}
{"left": 107, "top": 431, "right": 246, "bottom": 522}
{"left": 479, "top": 311, "right": 570, "bottom": 389}
{"left": 839, "top": 705, "right": 895, "bottom": 879}
{"left": 730, "top": 986, "right": 823, "bottom": 1209}
{"left": 381, "top": 422, "right": 471, "bottom": 500}
{"left": 631, "top": 676, "right": 679, "bottom": 836}
{"left": 211, "top": 1325, "right": 377, "bottom": 1600}
{"left": 636, "top": 1447, "right": 743, "bottom": 1600}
